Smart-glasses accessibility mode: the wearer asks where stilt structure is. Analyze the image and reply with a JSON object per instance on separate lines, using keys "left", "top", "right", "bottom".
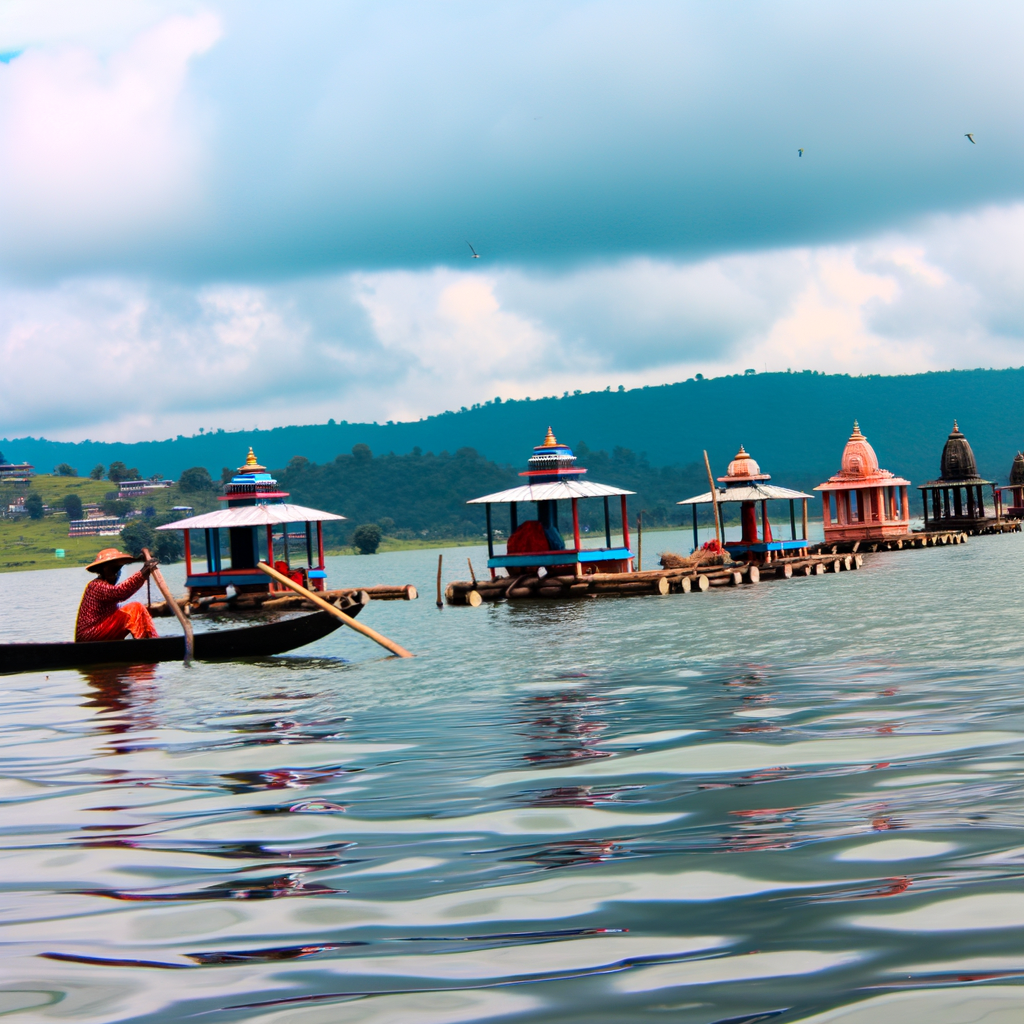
{"left": 997, "top": 452, "right": 1024, "bottom": 519}
{"left": 677, "top": 445, "right": 813, "bottom": 562}
{"left": 815, "top": 422, "right": 910, "bottom": 545}
{"left": 467, "top": 428, "right": 635, "bottom": 580}
{"left": 917, "top": 422, "right": 998, "bottom": 535}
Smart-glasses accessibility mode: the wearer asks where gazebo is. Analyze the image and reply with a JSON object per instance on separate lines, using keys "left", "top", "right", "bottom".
{"left": 917, "top": 422, "right": 995, "bottom": 532}
{"left": 467, "top": 428, "right": 635, "bottom": 578}
{"left": 997, "top": 452, "right": 1024, "bottom": 519}
{"left": 815, "top": 422, "right": 910, "bottom": 544}
{"left": 156, "top": 448, "right": 345, "bottom": 597}
{"left": 678, "top": 445, "right": 813, "bottom": 562}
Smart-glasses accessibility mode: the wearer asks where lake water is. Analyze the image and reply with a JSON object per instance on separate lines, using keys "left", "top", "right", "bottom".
{"left": 1, "top": 529, "right": 1023, "bottom": 1023}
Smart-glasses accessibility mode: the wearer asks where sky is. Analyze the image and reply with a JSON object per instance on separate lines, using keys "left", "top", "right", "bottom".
{"left": 3, "top": 0, "right": 1024, "bottom": 442}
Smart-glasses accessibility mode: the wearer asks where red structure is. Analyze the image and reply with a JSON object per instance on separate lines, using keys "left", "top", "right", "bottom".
{"left": 815, "top": 422, "right": 910, "bottom": 543}
{"left": 998, "top": 452, "right": 1024, "bottom": 519}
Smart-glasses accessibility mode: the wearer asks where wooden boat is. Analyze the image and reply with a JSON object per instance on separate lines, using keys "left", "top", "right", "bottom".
{"left": 0, "top": 609, "right": 348, "bottom": 675}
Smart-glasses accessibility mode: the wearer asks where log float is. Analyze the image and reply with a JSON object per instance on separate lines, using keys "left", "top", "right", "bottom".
{"left": 444, "top": 552, "right": 863, "bottom": 605}
{"left": 148, "top": 584, "right": 416, "bottom": 617}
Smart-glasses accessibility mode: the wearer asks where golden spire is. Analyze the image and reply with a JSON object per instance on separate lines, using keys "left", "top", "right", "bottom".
{"left": 245, "top": 447, "right": 259, "bottom": 467}
{"left": 850, "top": 420, "right": 864, "bottom": 439}
{"left": 541, "top": 426, "right": 558, "bottom": 447}
{"left": 733, "top": 444, "right": 749, "bottom": 459}
{"left": 237, "top": 447, "right": 267, "bottom": 473}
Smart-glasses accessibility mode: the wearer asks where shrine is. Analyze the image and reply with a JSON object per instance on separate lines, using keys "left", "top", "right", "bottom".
{"left": 156, "top": 448, "right": 345, "bottom": 597}
{"left": 997, "top": 452, "right": 1024, "bottom": 519}
{"left": 815, "top": 422, "right": 911, "bottom": 543}
{"left": 917, "top": 422, "right": 995, "bottom": 532}
{"left": 467, "top": 428, "right": 635, "bottom": 578}
{"left": 678, "top": 445, "right": 813, "bottom": 562}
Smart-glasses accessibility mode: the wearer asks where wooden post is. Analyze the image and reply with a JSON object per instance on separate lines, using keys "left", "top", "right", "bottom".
{"left": 821, "top": 493, "right": 831, "bottom": 528}
{"left": 761, "top": 500, "right": 769, "bottom": 543}
{"left": 703, "top": 450, "right": 722, "bottom": 545}
{"left": 485, "top": 503, "right": 494, "bottom": 559}
{"left": 789, "top": 499, "right": 796, "bottom": 540}
{"left": 620, "top": 494, "right": 631, "bottom": 551}
{"left": 467, "top": 557, "right": 477, "bottom": 583}
{"left": 266, "top": 524, "right": 274, "bottom": 567}
{"left": 184, "top": 530, "right": 192, "bottom": 578}
{"left": 802, "top": 498, "right": 808, "bottom": 541}
{"left": 604, "top": 496, "right": 611, "bottom": 547}
{"left": 692, "top": 504, "right": 699, "bottom": 553}
{"left": 258, "top": 562, "right": 413, "bottom": 658}
{"left": 636, "top": 510, "right": 642, "bottom": 571}
{"left": 142, "top": 548, "right": 193, "bottom": 665}
{"left": 316, "top": 521, "right": 324, "bottom": 570}
{"left": 510, "top": 501, "right": 518, "bottom": 534}
{"left": 436, "top": 554, "right": 443, "bottom": 609}
{"left": 305, "top": 522, "right": 313, "bottom": 567}
{"left": 572, "top": 497, "right": 581, "bottom": 551}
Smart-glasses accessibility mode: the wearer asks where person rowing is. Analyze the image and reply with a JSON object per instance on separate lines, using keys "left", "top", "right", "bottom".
{"left": 75, "top": 548, "right": 160, "bottom": 643}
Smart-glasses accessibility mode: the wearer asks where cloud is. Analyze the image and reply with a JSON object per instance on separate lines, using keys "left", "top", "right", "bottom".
{"left": 6, "top": 202, "right": 1024, "bottom": 442}
{"left": 3, "top": 2, "right": 1024, "bottom": 278}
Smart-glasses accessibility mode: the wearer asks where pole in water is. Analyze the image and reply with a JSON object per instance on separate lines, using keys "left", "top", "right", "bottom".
{"left": 467, "top": 557, "right": 477, "bottom": 583}
{"left": 142, "top": 547, "right": 193, "bottom": 665}
{"left": 703, "top": 450, "right": 722, "bottom": 545}
{"left": 436, "top": 553, "right": 443, "bottom": 608}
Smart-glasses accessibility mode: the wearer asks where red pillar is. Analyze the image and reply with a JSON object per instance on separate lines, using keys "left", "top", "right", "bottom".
{"left": 620, "top": 495, "right": 631, "bottom": 551}
{"left": 822, "top": 492, "right": 832, "bottom": 527}
{"left": 571, "top": 498, "right": 581, "bottom": 551}
{"left": 184, "top": 531, "right": 192, "bottom": 577}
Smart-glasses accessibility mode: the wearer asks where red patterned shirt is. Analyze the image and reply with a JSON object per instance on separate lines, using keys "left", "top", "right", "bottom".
{"left": 75, "top": 572, "right": 147, "bottom": 641}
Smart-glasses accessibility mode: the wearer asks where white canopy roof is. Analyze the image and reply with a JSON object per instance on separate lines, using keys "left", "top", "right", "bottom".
{"left": 468, "top": 480, "right": 634, "bottom": 504}
{"left": 156, "top": 503, "right": 346, "bottom": 531}
{"left": 678, "top": 484, "right": 813, "bottom": 505}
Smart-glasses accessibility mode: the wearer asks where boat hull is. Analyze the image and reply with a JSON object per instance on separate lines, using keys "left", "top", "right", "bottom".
{"left": 0, "top": 610, "right": 347, "bottom": 675}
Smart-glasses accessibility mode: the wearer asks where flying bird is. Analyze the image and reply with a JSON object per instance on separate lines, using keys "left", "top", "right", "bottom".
{"left": 798, "top": 148, "right": 804, "bottom": 157}
{"left": 965, "top": 133, "right": 976, "bottom": 144}
{"left": 467, "top": 242, "right": 480, "bottom": 258}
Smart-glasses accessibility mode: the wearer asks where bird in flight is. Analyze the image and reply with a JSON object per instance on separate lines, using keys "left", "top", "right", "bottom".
{"left": 467, "top": 242, "right": 480, "bottom": 258}
{"left": 965, "top": 133, "right": 976, "bottom": 144}
{"left": 798, "top": 148, "right": 804, "bottom": 157}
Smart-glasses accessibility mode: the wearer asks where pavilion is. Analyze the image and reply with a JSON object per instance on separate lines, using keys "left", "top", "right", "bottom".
{"left": 815, "top": 422, "right": 910, "bottom": 544}
{"left": 678, "top": 445, "right": 813, "bottom": 562}
{"left": 997, "top": 452, "right": 1024, "bottom": 519}
{"left": 917, "top": 422, "right": 995, "bottom": 532}
{"left": 157, "top": 448, "right": 344, "bottom": 596}
{"left": 467, "top": 428, "right": 635, "bottom": 578}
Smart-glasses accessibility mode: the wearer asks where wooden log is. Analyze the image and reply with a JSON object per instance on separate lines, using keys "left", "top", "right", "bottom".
{"left": 775, "top": 563, "right": 791, "bottom": 579}
{"left": 747, "top": 565, "right": 761, "bottom": 583}
{"left": 678, "top": 575, "right": 692, "bottom": 593}
{"left": 465, "top": 589, "right": 483, "bottom": 607}
{"left": 696, "top": 573, "right": 710, "bottom": 591}
{"left": 569, "top": 583, "right": 591, "bottom": 596}
{"left": 538, "top": 586, "right": 564, "bottom": 598}
{"left": 354, "top": 584, "right": 417, "bottom": 601}
{"left": 842, "top": 555, "right": 853, "bottom": 571}
{"left": 814, "top": 562, "right": 826, "bottom": 575}
{"left": 729, "top": 570, "right": 743, "bottom": 586}
{"left": 708, "top": 575, "right": 732, "bottom": 587}
{"left": 507, "top": 587, "right": 534, "bottom": 599}
{"left": 854, "top": 554, "right": 864, "bottom": 568}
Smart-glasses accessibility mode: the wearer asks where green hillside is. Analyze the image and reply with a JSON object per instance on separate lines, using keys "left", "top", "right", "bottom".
{"left": 4, "top": 369, "right": 1024, "bottom": 512}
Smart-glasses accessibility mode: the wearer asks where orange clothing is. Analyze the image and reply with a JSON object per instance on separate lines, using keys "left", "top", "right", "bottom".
{"left": 76, "top": 572, "right": 159, "bottom": 642}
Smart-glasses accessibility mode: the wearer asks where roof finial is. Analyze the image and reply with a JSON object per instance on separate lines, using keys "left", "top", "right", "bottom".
{"left": 850, "top": 420, "right": 864, "bottom": 439}
{"left": 245, "top": 447, "right": 259, "bottom": 467}
{"left": 953, "top": 419, "right": 959, "bottom": 432}
{"left": 542, "top": 426, "right": 558, "bottom": 447}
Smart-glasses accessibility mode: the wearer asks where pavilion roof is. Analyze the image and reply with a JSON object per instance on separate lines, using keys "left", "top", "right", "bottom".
{"left": 678, "top": 483, "right": 813, "bottom": 505}
{"left": 156, "top": 503, "right": 345, "bottom": 531}
{"left": 917, "top": 476, "right": 992, "bottom": 489}
{"left": 468, "top": 480, "right": 634, "bottom": 504}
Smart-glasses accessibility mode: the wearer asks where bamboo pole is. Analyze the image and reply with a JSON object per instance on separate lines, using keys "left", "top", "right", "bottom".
{"left": 703, "top": 450, "right": 722, "bottom": 545}
{"left": 257, "top": 561, "right": 413, "bottom": 658}
{"left": 436, "top": 554, "right": 443, "bottom": 608}
{"left": 467, "top": 557, "right": 477, "bottom": 583}
{"left": 141, "top": 548, "right": 193, "bottom": 665}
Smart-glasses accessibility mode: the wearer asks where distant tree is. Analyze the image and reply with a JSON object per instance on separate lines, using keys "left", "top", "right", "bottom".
{"left": 143, "top": 505, "right": 156, "bottom": 519}
{"left": 24, "top": 492, "right": 44, "bottom": 520}
{"left": 178, "top": 466, "right": 215, "bottom": 493}
{"left": 377, "top": 516, "right": 395, "bottom": 535}
{"left": 351, "top": 443, "right": 372, "bottom": 462}
{"left": 55, "top": 463, "right": 77, "bottom": 477}
{"left": 107, "top": 461, "right": 140, "bottom": 483}
{"left": 287, "top": 455, "right": 311, "bottom": 472}
{"left": 221, "top": 466, "right": 234, "bottom": 484}
{"left": 154, "top": 530, "right": 183, "bottom": 564}
{"left": 0, "top": 451, "right": 5, "bottom": 464}
{"left": 120, "top": 520, "right": 154, "bottom": 558}
{"left": 102, "top": 498, "right": 133, "bottom": 518}
{"left": 351, "top": 523, "right": 382, "bottom": 554}
{"left": 89, "top": 464, "right": 105, "bottom": 480}
{"left": 62, "top": 493, "right": 84, "bottom": 520}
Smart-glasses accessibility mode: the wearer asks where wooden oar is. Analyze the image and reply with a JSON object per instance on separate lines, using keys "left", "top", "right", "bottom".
{"left": 257, "top": 562, "right": 413, "bottom": 658}
{"left": 141, "top": 547, "right": 194, "bottom": 665}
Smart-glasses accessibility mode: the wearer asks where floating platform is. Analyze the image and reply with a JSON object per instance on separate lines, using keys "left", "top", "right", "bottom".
{"left": 445, "top": 554, "right": 863, "bottom": 605}
{"left": 150, "top": 584, "right": 418, "bottom": 618}
{"left": 810, "top": 529, "right": 972, "bottom": 555}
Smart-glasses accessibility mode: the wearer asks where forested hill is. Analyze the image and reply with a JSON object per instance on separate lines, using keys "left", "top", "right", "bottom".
{"left": 5, "top": 368, "right": 1024, "bottom": 496}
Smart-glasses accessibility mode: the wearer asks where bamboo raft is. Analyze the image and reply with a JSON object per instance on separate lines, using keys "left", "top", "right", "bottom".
{"left": 445, "top": 553, "right": 863, "bottom": 605}
{"left": 149, "top": 584, "right": 417, "bottom": 617}
{"left": 809, "top": 529, "right": 969, "bottom": 555}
